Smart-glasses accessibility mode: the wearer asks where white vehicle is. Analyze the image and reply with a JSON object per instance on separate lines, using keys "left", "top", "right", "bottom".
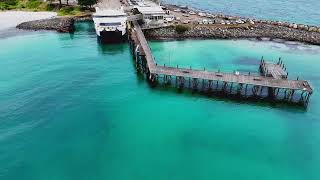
{"left": 235, "top": 19, "right": 245, "bottom": 24}
{"left": 198, "top": 12, "right": 206, "bottom": 17}
{"left": 189, "top": 11, "right": 196, "bottom": 15}
{"left": 93, "top": 8, "right": 127, "bottom": 43}
{"left": 202, "top": 19, "right": 208, "bottom": 24}
{"left": 206, "top": 13, "right": 214, "bottom": 18}
{"left": 164, "top": 15, "right": 174, "bottom": 22}
{"left": 183, "top": 20, "right": 190, "bottom": 24}
{"left": 174, "top": 9, "right": 181, "bottom": 12}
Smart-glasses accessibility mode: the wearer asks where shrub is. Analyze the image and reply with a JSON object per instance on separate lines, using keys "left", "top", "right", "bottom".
{"left": 78, "top": 0, "right": 97, "bottom": 7}
{"left": 58, "top": 6, "right": 84, "bottom": 16}
{"left": 0, "top": 0, "right": 17, "bottom": 10}
{"left": 45, "top": 3, "right": 55, "bottom": 11}
{"left": 4, "top": 0, "right": 17, "bottom": 6}
{"left": 0, "top": 2, "right": 9, "bottom": 10}
{"left": 58, "top": 6, "right": 74, "bottom": 15}
{"left": 26, "top": 0, "right": 41, "bottom": 9}
{"left": 175, "top": 24, "right": 190, "bottom": 34}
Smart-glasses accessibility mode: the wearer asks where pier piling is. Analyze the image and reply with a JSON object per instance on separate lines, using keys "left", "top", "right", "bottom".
{"left": 128, "top": 21, "right": 313, "bottom": 107}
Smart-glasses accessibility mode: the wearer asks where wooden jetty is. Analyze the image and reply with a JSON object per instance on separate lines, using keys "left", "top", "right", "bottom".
{"left": 260, "top": 57, "right": 288, "bottom": 79}
{"left": 128, "top": 21, "right": 313, "bottom": 106}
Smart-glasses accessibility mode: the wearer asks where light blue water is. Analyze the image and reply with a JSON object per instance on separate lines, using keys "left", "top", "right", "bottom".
{"left": 0, "top": 22, "right": 320, "bottom": 179}
{"left": 165, "top": 0, "right": 320, "bottom": 26}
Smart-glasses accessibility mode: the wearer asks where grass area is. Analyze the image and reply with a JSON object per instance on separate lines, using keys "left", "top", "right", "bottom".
{"left": 57, "top": 6, "right": 86, "bottom": 16}
{"left": 0, "top": 0, "right": 87, "bottom": 16}
{"left": 0, "top": 0, "right": 51, "bottom": 11}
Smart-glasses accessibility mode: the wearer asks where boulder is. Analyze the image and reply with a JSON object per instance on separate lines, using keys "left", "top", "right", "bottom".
{"left": 297, "top": 24, "right": 305, "bottom": 30}
{"left": 282, "top": 22, "right": 290, "bottom": 27}
{"left": 309, "top": 27, "right": 318, "bottom": 32}
{"left": 292, "top": 24, "right": 298, "bottom": 29}
{"left": 248, "top": 19, "right": 255, "bottom": 25}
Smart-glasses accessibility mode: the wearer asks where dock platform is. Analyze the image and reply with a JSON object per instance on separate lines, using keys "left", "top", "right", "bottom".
{"left": 128, "top": 21, "right": 313, "bottom": 106}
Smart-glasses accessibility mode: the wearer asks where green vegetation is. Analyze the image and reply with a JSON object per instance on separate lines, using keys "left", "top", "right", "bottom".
{"left": 0, "top": 0, "right": 18, "bottom": 10}
{"left": 78, "top": 0, "right": 97, "bottom": 7}
{"left": 175, "top": 24, "right": 190, "bottom": 34}
{"left": 0, "top": 0, "right": 52, "bottom": 11}
{"left": 57, "top": 6, "right": 85, "bottom": 16}
{"left": 0, "top": 0, "right": 90, "bottom": 16}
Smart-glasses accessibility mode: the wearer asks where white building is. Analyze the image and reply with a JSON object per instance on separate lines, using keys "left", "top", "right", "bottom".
{"left": 135, "top": 6, "right": 166, "bottom": 21}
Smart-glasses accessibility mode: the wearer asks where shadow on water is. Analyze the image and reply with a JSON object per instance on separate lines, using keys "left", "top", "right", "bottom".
{"left": 145, "top": 82, "right": 308, "bottom": 112}
{"left": 97, "top": 42, "right": 126, "bottom": 55}
{"left": 74, "top": 21, "right": 95, "bottom": 34}
{"left": 233, "top": 56, "right": 261, "bottom": 66}
{"left": 0, "top": 28, "right": 43, "bottom": 39}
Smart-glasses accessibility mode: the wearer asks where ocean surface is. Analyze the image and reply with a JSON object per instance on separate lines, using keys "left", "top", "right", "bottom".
{"left": 1, "top": 21, "right": 320, "bottom": 180}
{"left": 164, "top": 0, "right": 320, "bottom": 26}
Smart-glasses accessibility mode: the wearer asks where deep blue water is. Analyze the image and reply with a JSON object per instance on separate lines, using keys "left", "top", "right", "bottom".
{"left": 164, "top": 0, "right": 320, "bottom": 26}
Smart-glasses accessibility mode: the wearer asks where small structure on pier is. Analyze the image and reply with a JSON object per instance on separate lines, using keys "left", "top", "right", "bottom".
{"left": 127, "top": 20, "right": 314, "bottom": 107}
{"left": 260, "top": 57, "right": 288, "bottom": 79}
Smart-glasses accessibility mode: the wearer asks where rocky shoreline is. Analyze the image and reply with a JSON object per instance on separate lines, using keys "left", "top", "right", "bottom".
{"left": 16, "top": 15, "right": 92, "bottom": 33}
{"left": 144, "top": 23, "right": 320, "bottom": 45}
{"left": 14, "top": 5, "right": 320, "bottom": 45}
{"left": 146, "top": 4, "right": 320, "bottom": 45}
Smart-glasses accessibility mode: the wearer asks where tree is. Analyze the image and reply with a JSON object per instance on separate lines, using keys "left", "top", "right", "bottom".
{"left": 78, "top": 0, "right": 97, "bottom": 7}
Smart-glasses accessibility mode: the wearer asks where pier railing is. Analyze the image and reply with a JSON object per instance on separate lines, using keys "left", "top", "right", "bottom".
{"left": 128, "top": 21, "right": 313, "bottom": 107}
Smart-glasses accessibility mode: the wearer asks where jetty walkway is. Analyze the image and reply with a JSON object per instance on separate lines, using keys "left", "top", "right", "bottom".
{"left": 128, "top": 20, "right": 313, "bottom": 106}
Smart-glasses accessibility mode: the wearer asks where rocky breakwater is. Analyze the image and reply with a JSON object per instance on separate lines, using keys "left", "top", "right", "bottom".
{"left": 16, "top": 15, "right": 92, "bottom": 33}
{"left": 144, "top": 22, "right": 320, "bottom": 45}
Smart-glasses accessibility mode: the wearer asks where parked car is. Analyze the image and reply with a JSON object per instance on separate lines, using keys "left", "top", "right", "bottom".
{"left": 202, "top": 19, "right": 208, "bottom": 24}
{"left": 183, "top": 20, "right": 190, "bottom": 24}
{"left": 198, "top": 12, "right": 206, "bottom": 17}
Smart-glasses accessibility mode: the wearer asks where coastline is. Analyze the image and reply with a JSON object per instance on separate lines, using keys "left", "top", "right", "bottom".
{"left": 1, "top": 4, "right": 320, "bottom": 45}
{"left": 143, "top": 4, "right": 320, "bottom": 45}
{"left": 0, "top": 10, "right": 91, "bottom": 33}
{"left": 16, "top": 14, "right": 92, "bottom": 32}
{"left": 0, "top": 11, "right": 57, "bottom": 31}
{"left": 144, "top": 23, "right": 320, "bottom": 46}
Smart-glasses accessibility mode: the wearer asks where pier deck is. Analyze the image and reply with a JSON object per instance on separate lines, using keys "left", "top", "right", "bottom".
{"left": 260, "top": 58, "right": 288, "bottom": 79}
{"left": 129, "top": 20, "right": 313, "bottom": 106}
{"left": 153, "top": 66, "right": 312, "bottom": 92}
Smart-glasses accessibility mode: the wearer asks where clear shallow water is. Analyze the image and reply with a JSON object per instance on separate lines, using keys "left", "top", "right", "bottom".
{"left": 0, "top": 22, "right": 320, "bottom": 180}
{"left": 164, "top": 0, "right": 320, "bottom": 26}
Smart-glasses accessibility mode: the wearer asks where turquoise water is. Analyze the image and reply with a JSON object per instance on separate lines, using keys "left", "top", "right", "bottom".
{"left": 1, "top": 22, "right": 320, "bottom": 180}
{"left": 165, "top": 0, "right": 320, "bottom": 26}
